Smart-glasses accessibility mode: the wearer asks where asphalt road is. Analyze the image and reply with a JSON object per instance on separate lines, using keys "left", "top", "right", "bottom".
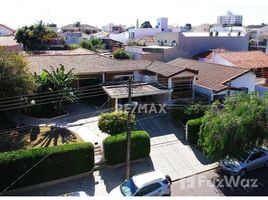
{"left": 171, "top": 167, "right": 268, "bottom": 196}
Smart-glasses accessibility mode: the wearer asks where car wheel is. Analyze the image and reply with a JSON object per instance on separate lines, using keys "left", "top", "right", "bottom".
{"left": 239, "top": 169, "right": 246, "bottom": 176}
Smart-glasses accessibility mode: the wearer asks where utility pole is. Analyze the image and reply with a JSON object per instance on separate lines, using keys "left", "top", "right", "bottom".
{"left": 126, "top": 76, "right": 132, "bottom": 180}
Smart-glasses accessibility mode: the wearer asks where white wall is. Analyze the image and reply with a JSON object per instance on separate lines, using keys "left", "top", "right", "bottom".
{"left": 129, "top": 28, "right": 162, "bottom": 39}
{"left": 230, "top": 71, "right": 256, "bottom": 92}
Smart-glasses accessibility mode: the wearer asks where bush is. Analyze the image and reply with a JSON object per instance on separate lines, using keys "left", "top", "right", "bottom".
{"left": 186, "top": 118, "right": 203, "bottom": 144}
{"left": 0, "top": 143, "right": 94, "bottom": 191}
{"left": 113, "top": 48, "right": 130, "bottom": 59}
{"left": 103, "top": 131, "right": 150, "bottom": 165}
{"left": 98, "top": 111, "right": 136, "bottom": 135}
{"left": 173, "top": 103, "right": 208, "bottom": 124}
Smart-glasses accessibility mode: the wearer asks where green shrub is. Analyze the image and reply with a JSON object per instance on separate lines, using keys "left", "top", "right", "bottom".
{"left": 173, "top": 103, "right": 208, "bottom": 124}
{"left": 103, "top": 131, "right": 150, "bottom": 165}
{"left": 113, "top": 48, "right": 130, "bottom": 59}
{"left": 186, "top": 118, "right": 203, "bottom": 144}
{"left": 0, "top": 143, "right": 94, "bottom": 191}
{"left": 98, "top": 111, "right": 136, "bottom": 135}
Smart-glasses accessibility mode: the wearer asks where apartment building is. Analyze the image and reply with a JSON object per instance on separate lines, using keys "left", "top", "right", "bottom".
{"left": 217, "top": 11, "right": 243, "bottom": 26}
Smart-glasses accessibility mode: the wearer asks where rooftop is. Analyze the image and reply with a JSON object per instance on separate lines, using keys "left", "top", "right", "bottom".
{"left": 168, "top": 58, "right": 251, "bottom": 92}
{"left": 218, "top": 51, "right": 268, "bottom": 69}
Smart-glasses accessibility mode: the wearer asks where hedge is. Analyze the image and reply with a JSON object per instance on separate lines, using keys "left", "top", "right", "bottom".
{"left": 103, "top": 131, "right": 150, "bottom": 165}
{"left": 186, "top": 118, "right": 203, "bottom": 144}
{"left": 98, "top": 111, "right": 136, "bottom": 135}
{"left": 0, "top": 143, "right": 94, "bottom": 191}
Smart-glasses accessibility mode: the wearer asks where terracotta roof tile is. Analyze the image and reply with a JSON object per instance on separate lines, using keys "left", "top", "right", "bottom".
{"left": 168, "top": 58, "right": 251, "bottom": 92}
{"left": 218, "top": 51, "right": 268, "bottom": 69}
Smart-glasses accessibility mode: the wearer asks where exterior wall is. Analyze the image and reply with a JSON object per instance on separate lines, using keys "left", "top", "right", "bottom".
{"left": 230, "top": 72, "right": 256, "bottom": 92}
{"left": 177, "top": 32, "right": 249, "bottom": 58}
{"left": 64, "top": 32, "right": 82, "bottom": 45}
{"left": 129, "top": 28, "right": 162, "bottom": 40}
{"left": 0, "top": 25, "right": 13, "bottom": 36}
{"left": 194, "top": 85, "right": 213, "bottom": 100}
{"left": 155, "top": 32, "right": 180, "bottom": 46}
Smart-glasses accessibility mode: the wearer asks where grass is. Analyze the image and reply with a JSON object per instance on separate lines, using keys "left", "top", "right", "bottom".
{"left": 0, "top": 126, "right": 84, "bottom": 153}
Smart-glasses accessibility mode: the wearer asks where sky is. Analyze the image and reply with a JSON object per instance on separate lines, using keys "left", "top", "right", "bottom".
{"left": 1, "top": 0, "right": 268, "bottom": 29}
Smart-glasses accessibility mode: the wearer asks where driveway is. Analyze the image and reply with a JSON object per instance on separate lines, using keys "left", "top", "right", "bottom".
{"left": 136, "top": 113, "right": 217, "bottom": 181}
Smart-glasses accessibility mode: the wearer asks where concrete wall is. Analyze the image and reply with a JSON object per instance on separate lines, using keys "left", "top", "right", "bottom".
{"left": 129, "top": 28, "right": 162, "bottom": 39}
{"left": 177, "top": 32, "right": 249, "bottom": 58}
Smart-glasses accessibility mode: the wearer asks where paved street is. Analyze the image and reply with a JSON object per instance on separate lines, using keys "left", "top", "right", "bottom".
{"left": 171, "top": 167, "right": 268, "bottom": 196}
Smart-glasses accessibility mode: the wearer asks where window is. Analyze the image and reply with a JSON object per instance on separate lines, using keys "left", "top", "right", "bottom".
{"left": 135, "top": 183, "right": 162, "bottom": 196}
{"left": 248, "top": 152, "right": 265, "bottom": 162}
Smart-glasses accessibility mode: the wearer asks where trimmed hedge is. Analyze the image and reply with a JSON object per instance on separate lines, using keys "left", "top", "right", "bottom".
{"left": 0, "top": 143, "right": 94, "bottom": 191}
{"left": 103, "top": 131, "right": 150, "bottom": 165}
{"left": 186, "top": 118, "right": 203, "bottom": 144}
{"left": 98, "top": 111, "right": 136, "bottom": 135}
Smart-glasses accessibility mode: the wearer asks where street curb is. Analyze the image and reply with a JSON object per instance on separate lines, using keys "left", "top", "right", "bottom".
{"left": 171, "top": 166, "right": 219, "bottom": 183}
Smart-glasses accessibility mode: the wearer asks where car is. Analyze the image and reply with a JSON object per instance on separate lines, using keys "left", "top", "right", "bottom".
{"left": 219, "top": 147, "right": 268, "bottom": 176}
{"left": 109, "top": 170, "right": 172, "bottom": 196}
{"left": 61, "top": 191, "right": 89, "bottom": 196}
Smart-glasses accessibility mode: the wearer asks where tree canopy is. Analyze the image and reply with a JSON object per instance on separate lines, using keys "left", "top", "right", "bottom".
{"left": 70, "top": 39, "right": 105, "bottom": 52}
{"left": 15, "top": 21, "right": 58, "bottom": 51}
{"left": 199, "top": 93, "right": 268, "bottom": 160}
{"left": 140, "top": 21, "right": 152, "bottom": 28}
{"left": 0, "top": 47, "right": 35, "bottom": 97}
{"left": 113, "top": 48, "right": 130, "bottom": 59}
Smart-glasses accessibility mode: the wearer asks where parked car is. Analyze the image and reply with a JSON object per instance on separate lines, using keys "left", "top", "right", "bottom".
{"left": 110, "top": 170, "right": 172, "bottom": 196}
{"left": 219, "top": 147, "right": 268, "bottom": 176}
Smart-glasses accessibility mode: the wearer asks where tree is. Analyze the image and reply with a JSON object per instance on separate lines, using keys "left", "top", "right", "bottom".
{"left": 34, "top": 65, "right": 78, "bottom": 113}
{"left": 199, "top": 93, "right": 268, "bottom": 160}
{"left": 185, "top": 23, "right": 192, "bottom": 31}
{"left": 0, "top": 47, "right": 35, "bottom": 97}
{"left": 15, "top": 21, "right": 58, "bottom": 51}
{"left": 140, "top": 21, "right": 152, "bottom": 28}
{"left": 113, "top": 48, "right": 130, "bottom": 59}
{"left": 98, "top": 111, "right": 136, "bottom": 135}
{"left": 79, "top": 39, "right": 105, "bottom": 52}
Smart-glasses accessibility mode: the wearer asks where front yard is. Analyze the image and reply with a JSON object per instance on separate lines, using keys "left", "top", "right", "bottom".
{"left": 0, "top": 126, "right": 83, "bottom": 153}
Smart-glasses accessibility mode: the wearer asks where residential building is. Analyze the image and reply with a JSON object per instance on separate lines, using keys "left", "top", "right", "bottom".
{"left": 192, "top": 24, "right": 211, "bottom": 32}
{"left": 61, "top": 24, "right": 100, "bottom": 34}
{"left": 101, "top": 23, "right": 126, "bottom": 33}
{"left": 26, "top": 48, "right": 255, "bottom": 105}
{"left": 0, "top": 24, "right": 15, "bottom": 36}
{"left": 0, "top": 36, "right": 23, "bottom": 51}
{"left": 249, "top": 26, "right": 268, "bottom": 54}
{"left": 154, "top": 31, "right": 249, "bottom": 58}
{"left": 169, "top": 58, "right": 256, "bottom": 101}
{"left": 217, "top": 11, "right": 243, "bottom": 26}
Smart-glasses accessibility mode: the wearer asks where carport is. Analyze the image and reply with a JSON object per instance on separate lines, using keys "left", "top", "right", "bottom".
{"left": 102, "top": 83, "right": 170, "bottom": 111}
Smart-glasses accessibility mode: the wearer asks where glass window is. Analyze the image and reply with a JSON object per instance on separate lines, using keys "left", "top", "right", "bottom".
{"left": 135, "top": 183, "right": 162, "bottom": 196}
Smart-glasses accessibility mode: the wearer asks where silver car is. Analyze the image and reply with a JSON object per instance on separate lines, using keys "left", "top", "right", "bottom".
{"left": 219, "top": 147, "right": 268, "bottom": 176}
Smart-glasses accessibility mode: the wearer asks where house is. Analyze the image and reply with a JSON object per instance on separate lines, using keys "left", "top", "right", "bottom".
{"left": 26, "top": 48, "right": 256, "bottom": 106}
{"left": 154, "top": 31, "right": 249, "bottom": 58}
{"left": 0, "top": 24, "right": 15, "bottom": 36}
{"left": 101, "top": 23, "right": 126, "bottom": 33}
{"left": 249, "top": 26, "right": 268, "bottom": 54}
{"left": 0, "top": 36, "right": 23, "bottom": 51}
{"left": 199, "top": 50, "right": 268, "bottom": 79}
{"left": 26, "top": 48, "right": 198, "bottom": 108}
{"left": 61, "top": 24, "right": 100, "bottom": 34}
{"left": 168, "top": 58, "right": 256, "bottom": 101}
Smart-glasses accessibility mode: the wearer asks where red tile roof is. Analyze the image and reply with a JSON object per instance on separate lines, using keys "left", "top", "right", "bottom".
{"left": 168, "top": 58, "right": 251, "bottom": 92}
{"left": 218, "top": 51, "right": 268, "bottom": 69}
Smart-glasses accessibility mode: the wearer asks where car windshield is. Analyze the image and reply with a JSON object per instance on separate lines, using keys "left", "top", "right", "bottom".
{"left": 120, "top": 179, "right": 137, "bottom": 196}
{"left": 238, "top": 151, "right": 251, "bottom": 162}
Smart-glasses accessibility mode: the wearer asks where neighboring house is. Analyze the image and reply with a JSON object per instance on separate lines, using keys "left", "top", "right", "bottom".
{"left": 0, "top": 36, "right": 23, "bottom": 51}
{"left": 26, "top": 48, "right": 256, "bottom": 106}
{"left": 169, "top": 58, "right": 256, "bottom": 101}
{"left": 199, "top": 50, "right": 268, "bottom": 79}
{"left": 61, "top": 24, "right": 100, "bottom": 34}
{"left": 154, "top": 31, "right": 249, "bottom": 58}
{"left": 0, "top": 24, "right": 15, "bottom": 36}
{"left": 249, "top": 26, "right": 268, "bottom": 54}
{"left": 101, "top": 23, "right": 126, "bottom": 33}
{"left": 64, "top": 32, "right": 83, "bottom": 45}
{"left": 125, "top": 45, "right": 179, "bottom": 62}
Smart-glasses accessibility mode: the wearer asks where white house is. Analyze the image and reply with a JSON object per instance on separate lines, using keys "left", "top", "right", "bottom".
{"left": 0, "top": 24, "right": 15, "bottom": 36}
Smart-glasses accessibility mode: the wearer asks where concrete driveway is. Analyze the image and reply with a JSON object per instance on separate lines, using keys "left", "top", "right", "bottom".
{"left": 136, "top": 113, "right": 217, "bottom": 181}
